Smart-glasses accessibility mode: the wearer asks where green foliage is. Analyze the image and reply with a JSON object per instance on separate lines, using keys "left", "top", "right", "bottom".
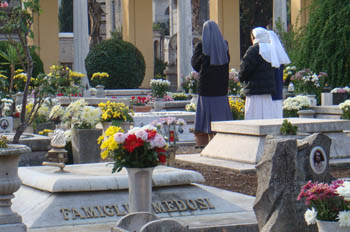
{"left": 294, "top": 0, "right": 350, "bottom": 88}
{"left": 85, "top": 38, "right": 145, "bottom": 89}
{"left": 0, "top": 135, "right": 8, "bottom": 148}
{"left": 59, "top": 0, "right": 73, "bottom": 32}
{"left": 0, "top": 41, "right": 44, "bottom": 80}
{"left": 280, "top": 119, "right": 298, "bottom": 135}
{"left": 154, "top": 58, "right": 167, "bottom": 77}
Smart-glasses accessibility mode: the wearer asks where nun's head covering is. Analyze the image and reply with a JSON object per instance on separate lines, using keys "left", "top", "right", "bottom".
{"left": 268, "top": 30, "right": 291, "bottom": 67}
{"left": 202, "top": 20, "right": 229, "bottom": 65}
{"left": 251, "top": 27, "right": 279, "bottom": 68}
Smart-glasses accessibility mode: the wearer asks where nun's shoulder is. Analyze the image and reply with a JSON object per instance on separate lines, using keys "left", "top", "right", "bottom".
{"left": 244, "top": 44, "right": 259, "bottom": 56}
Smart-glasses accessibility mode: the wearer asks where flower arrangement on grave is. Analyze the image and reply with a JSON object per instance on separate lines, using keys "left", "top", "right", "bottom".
{"left": 0, "top": 98, "right": 14, "bottom": 117}
{"left": 339, "top": 100, "right": 350, "bottom": 120}
{"left": 228, "top": 96, "right": 245, "bottom": 120}
{"left": 228, "top": 68, "right": 241, "bottom": 95}
{"left": 280, "top": 119, "right": 298, "bottom": 135}
{"left": 100, "top": 125, "right": 168, "bottom": 173}
{"left": 171, "top": 92, "right": 189, "bottom": 101}
{"left": 181, "top": 71, "right": 199, "bottom": 94}
{"left": 298, "top": 180, "right": 350, "bottom": 228}
{"left": 0, "top": 135, "right": 8, "bottom": 148}
{"left": 90, "top": 72, "right": 109, "bottom": 87}
{"left": 150, "top": 117, "right": 186, "bottom": 146}
{"left": 185, "top": 103, "right": 196, "bottom": 112}
{"left": 331, "top": 87, "right": 350, "bottom": 94}
{"left": 291, "top": 69, "right": 328, "bottom": 96}
{"left": 283, "top": 65, "right": 296, "bottom": 86}
{"left": 129, "top": 96, "right": 150, "bottom": 106}
{"left": 49, "top": 104, "right": 65, "bottom": 125}
{"left": 283, "top": 95, "right": 311, "bottom": 117}
{"left": 38, "top": 129, "right": 53, "bottom": 136}
{"left": 12, "top": 69, "right": 27, "bottom": 92}
{"left": 150, "top": 78, "right": 171, "bottom": 99}
{"left": 47, "top": 65, "right": 84, "bottom": 96}
{"left": 98, "top": 101, "right": 133, "bottom": 124}
{"left": 98, "top": 125, "right": 124, "bottom": 159}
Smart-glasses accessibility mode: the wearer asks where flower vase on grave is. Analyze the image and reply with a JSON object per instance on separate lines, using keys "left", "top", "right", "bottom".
{"left": 0, "top": 144, "right": 31, "bottom": 231}
{"left": 153, "top": 98, "right": 164, "bottom": 112}
{"left": 126, "top": 167, "right": 154, "bottom": 213}
{"left": 95, "top": 85, "right": 105, "bottom": 98}
{"left": 71, "top": 128, "right": 102, "bottom": 164}
{"left": 316, "top": 220, "right": 349, "bottom": 232}
{"left": 190, "top": 94, "right": 199, "bottom": 105}
{"left": 306, "top": 95, "right": 317, "bottom": 106}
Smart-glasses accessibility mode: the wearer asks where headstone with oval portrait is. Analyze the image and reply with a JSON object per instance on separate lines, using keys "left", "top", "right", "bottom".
{"left": 0, "top": 116, "right": 13, "bottom": 133}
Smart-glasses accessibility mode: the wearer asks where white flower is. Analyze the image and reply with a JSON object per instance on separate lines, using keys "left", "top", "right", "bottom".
{"left": 150, "top": 134, "right": 166, "bottom": 148}
{"left": 304, "top": 208, "right": 317, "bottom": 225}
{"left": 142, "top": 124, "right": 157, "bottom": 131}
{"left": 64, "top": 130, "right": 72, "bottom": 142}
{"left": 338, "top": 211, "right": 350, "bottom": 227}
{"left": 135, "top": 129, "right": 148, "bottom": 141}
{"left": 337, "top": 181, "right": 350, "bottom": 201}
{"left": 177, "top": 118, "right": 186, "bottom": 126}
{"left": 114, "top": 132, "right": 126, "bottom": 144}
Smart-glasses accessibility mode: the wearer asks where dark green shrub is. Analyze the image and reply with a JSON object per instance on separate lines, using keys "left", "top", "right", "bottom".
{"left": 280, "top": 119, "right": 298, "bottom": 135}
{"left": 0, "top": 41, "right": 44, "bottom": 78}
{"left": 85, "top": 39, "right": 145, "bottom": 89}
{"left": 154, "top": 58, "right": 167, "bottom": 77}
{"left": 294, "top": 0, "right": 350, "bottom": 88}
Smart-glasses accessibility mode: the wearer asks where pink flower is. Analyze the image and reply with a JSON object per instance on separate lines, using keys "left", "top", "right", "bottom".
{"left": 150, "top": 134, "right": 166, "bottom": 148}
{"left": 114, "top": 132, "right": 126, "bottom": 144}
{"left": 0, "top": 1, "right": 8, "bottom": 8}
{"left": 135, "top": 129, "right": 148, "bottom": 141}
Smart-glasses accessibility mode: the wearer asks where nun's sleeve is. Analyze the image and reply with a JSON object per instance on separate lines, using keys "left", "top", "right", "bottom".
{"left": 239, "top": 45, "right": 258, "bottom": 83}
{"left": 191, "top": 42, "right": 203, "bottom": 72}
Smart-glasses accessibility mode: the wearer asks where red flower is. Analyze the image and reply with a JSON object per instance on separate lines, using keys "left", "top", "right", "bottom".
{"left": 57, "top": 93, "right": 64, "bottom": 96}
{"left": 12, "top": 112, "right": 20, "bottom": 118}
{"left": 158, "top": 154, "right": 166, "bottom": 163}
{"left": 131, "top": 96, "right": 135, "bottom": 100}
{"left": 146, "top": 130, "right": 157, "bottom": 140}
{"left": 123, "top": 134, "right": 144, "bottom": 153}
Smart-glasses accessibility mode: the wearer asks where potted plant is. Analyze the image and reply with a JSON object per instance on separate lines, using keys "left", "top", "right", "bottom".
{"left": 298, "top": 180, "right": 350, "bottom": 231}
{"left": 339, "top": 100, "right": 350, "bottom": 120}
{"left": 332, "top": 87, "right": 350, "bottom": 105}
{"left": 91, "top": 72, "right": 109, "bottom": 98}
{"left": 228, "top": 96, "right": 245, "bottom": 120}
{"left": 100, "top": 126, "right": 168, "bottom": 213}
{"left": 150, "top": 78, "right": 171, "bottom": 111}
{"left": 171, "top": 92, "right": 190, "bottom": 101}
{"left": 283, "top": 95, "right": 312, "bottom": 118}
{"left": 129, "top": 96, "right": 152, "bottom": 112}
{"left": 98, "top": 101, "right": 134, "bottom": 132}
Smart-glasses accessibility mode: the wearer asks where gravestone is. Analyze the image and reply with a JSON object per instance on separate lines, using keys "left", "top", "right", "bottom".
{"left": 254, "top": 133, "right": 333, "bottom": 232}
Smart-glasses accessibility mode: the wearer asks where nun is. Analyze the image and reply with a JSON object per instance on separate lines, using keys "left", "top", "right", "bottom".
{"left": 239, "top": 27, "right": 279, "bottom": 120}
{"left": 191, "top": 20, "right": 233, "bottom": 148}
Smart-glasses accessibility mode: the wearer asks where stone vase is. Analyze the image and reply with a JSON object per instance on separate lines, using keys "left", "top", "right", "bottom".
{"left": 0, "top": 144, "right": 31, "bottom": 232}
{"left": 71, "top": 128, "right": 102, "bottom": 164}
{"left": 126, "top": 167, "right": 154, "bottom": 213}
{"left": 190, "top": 94, "right": 199, "bottom": 105}
{"left": 153, "top": 99, "right": 164, "bottom": 112}
{"left": 316, "top": 220, "right": 349, "bottom": 232}
{"left": 95, "top": 85, "right": 105, "bottom": 98}
{"left": 306, "top": 94, "right": 317, "bottom": 106}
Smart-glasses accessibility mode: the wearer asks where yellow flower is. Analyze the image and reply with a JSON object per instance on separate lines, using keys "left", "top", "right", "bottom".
{"left": 0, "top": 74, "right": 8, "bottom": 79}
{"left": 69, "top": 71, "right": 85, "bottom": 78}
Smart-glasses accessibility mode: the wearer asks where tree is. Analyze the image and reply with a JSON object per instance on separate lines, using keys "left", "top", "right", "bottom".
{"left": 294, "top": 0, "right": 350, "bottom": 88}
{"left": 59, "top": 0, "right": 73, "bottom": 32}
{"left": 0, "top": 0, "right": 54, "bottom": 143}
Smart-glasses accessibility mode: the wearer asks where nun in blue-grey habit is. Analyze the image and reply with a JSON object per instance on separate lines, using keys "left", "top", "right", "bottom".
{"left": 191, "top": 20, "right": 233, "bottom": 148}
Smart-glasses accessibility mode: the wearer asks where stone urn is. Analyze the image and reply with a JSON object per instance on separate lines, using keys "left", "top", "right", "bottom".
{"left": 0, "top": 144, "right": 31, "bottom": 232}
{"left": 153, "top": 99, "right": 164, "bottom": 112}
{"left": 71, "top": 128, "right": 102, "bottom": 164}
{"left": 126, "top": 167, "right": 155, "bottom": 213}
{"left": 316, "top": 220, "right": 349, "bottom": 232}
{"left": 190, "top": 94, "right": 199, "bottom": 105}
{"left": 95, "top": 85, "right": 105, "bottom": 98}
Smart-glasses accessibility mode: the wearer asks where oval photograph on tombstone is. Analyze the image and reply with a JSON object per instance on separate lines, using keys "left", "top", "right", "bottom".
{"left": 310, "top": 146, "right": 327, "bottom": 174}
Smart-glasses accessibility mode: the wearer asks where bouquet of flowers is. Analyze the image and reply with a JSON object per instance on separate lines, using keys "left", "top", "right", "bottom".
{"left": 283, "top": 65, "right": 297, "bottom": 86}
{"left": 90, "top": 72, "right": 109, "bottom": 87}
{"left": 339, "top": 100, "right": 350, "bottom": 120}
{"left": 283, "top": 95, "right": 311, "bottom": 117}
{"left": 49, "top": 104, "right": 65, "bottom": 125}
{"left": 185, "top": 103, "right": 196, "bottom": 112}
{"left": 150, "top": 79, "right": 171, "bottom": 98}
{"left": 228, "top": 96, "right": 244, "bottom": 120}
{"left": 100, "top": 125, "right": 168, "bottom": 173}
{"left": 98, "top": 101, "right": 133, "bottom": 124}
{"left": 150, "top": 117, "right": 186, "bottom": 145}
{"left": 228, "top": 68, "right": 241, "bottom": 95}
{"left": 0, "top": 98, "right": 13, "bottom": 117}
{"left": 181, "top": 71, "right": 199, "bottom": 94}
{"left": 130, "top": 96, "right": 150, "bottom": 106}
{"left": 171, "top": 92, "right": 189, "bottom": 101}
{"left": 331, "top": 87, "right": 350, "bottom": 94}
{"left": 13, "top": 69, "right": 27, "bottom": 92}
{"left": 291, "top": 69, "right": 328, "bottom": 95}
{"left": 298, "top": 180, "right": 350, "bottom": 227}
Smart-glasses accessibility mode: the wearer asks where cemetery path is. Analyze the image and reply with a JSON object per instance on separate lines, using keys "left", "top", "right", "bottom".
{"left": 174, "top": 146, "right": 350, "bottom": 197}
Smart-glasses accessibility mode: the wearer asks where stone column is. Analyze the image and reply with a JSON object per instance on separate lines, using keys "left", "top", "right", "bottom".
{"left": 177, "top": 0, "right": 193, "bottom": 90}
{"left": 273, "top": 0, "right": 287, "bottom": 31}
{"left": 73, "top": 0, "right": 90, "bottom": 87}
{"left": 209, "top": 0, "right": 240, "bottom": 70}
{"left": 106, "top": 0, "right": 123, "bottom": 39}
